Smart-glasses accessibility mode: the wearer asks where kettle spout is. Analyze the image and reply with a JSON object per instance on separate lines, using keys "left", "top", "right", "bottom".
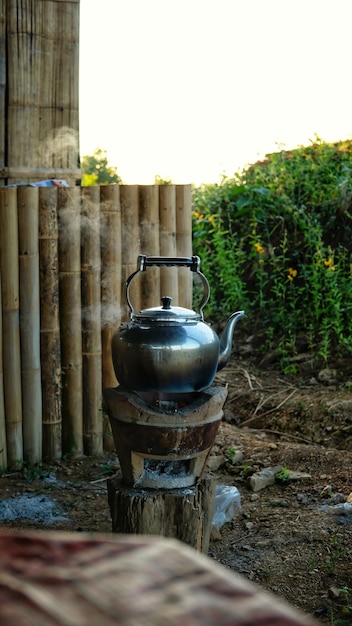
{"left": 217, "top": 310, "right": 245, "bottom": 372}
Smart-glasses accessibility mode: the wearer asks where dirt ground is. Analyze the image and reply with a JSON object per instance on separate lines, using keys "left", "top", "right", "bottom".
{"left": 1, "top": 343, "right": 352, "bottom": 625}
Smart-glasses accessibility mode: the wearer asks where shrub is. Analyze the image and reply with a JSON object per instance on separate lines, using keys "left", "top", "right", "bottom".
{"left": 192, "top": 137, "right": 352, "bottom": 369}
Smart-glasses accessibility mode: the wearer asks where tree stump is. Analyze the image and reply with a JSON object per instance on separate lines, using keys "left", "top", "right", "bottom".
{"left": 107, "top": 474, "right": 216, "bottom": 553}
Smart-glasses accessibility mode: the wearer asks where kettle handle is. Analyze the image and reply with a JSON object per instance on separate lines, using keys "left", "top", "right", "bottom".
{"left": 125, "top": 255, "right": 210, "bottom": 318}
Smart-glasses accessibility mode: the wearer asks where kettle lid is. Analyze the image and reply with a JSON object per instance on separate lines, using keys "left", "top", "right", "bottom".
{"left": 133, "top": 296, "right": 200, "bottom": 323}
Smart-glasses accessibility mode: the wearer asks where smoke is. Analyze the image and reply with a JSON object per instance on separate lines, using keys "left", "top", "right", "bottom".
{"left": 81, "top": 303, "right": 123, "bottom": 329}
{"left": 38, "top": 126, "right": 79, "bottom": 173}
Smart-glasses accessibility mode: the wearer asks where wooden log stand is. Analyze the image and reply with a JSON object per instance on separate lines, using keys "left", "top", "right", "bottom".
{"left": 104, "top": 385, "right": 228, "bottom": 552}
{"left": 107, "top": 475, "right": 215, "bottom": 553}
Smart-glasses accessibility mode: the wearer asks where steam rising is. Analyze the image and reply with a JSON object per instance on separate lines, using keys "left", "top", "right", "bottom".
{"left": 39, "top": 126, "right": 79, "bottom": 174}
{"left": 40, "top": 128, "right": 124, "bottom": 331}
{"left": 81, "top": 304, "right": 123, "bottom": 329}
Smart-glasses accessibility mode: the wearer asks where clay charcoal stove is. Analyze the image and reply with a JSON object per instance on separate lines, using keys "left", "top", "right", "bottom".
{"left": 104, "top": 385, "right": 228, "bottom": 489}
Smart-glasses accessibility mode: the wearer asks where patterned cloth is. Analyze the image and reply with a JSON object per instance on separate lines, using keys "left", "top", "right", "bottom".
{"left": 0, "top": 530, "right": 318, "bottom": 626}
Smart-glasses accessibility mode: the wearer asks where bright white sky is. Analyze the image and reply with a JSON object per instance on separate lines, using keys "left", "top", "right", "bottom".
{"left": 79, "top": 0, "right": 352, "bottom": 185}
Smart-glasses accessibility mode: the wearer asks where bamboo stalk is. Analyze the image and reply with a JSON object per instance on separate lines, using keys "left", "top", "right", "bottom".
{"left": 81, "top": 187, "right": 103, "bottom": 455}
{"left": 119, "top": 185, "right": 141, "bottom": 321}
{"left": 100, "top": 185, "right": 121, "bottom": 390}
{"left": 159, "top": 185, "right": 178, "bottom": 303}
{"left": 0, "top": 7, "right": 5, "bottom": 181}
{"left": 17, "top": 187, "right": 42, "bottom": 464}
{"left": 176, "top": 185, "right": 193, "bottom": 308}
{"left": 139, "top": 185, "right": 160, "bottom": 308}
{"left": 39, "top": 187, "right": 62, "bottom": 460}
{"left": 6, "top": 1, "right": 79, "bottom": 183}
{"left": 6, "top": 1, "right": 40, "bottom": 179}
{"left": 37, "top": 2, "right": 79, "bottom": 174}
{"left": 0, "top": 268, "right": 6, "bottom": 468}
{"left": 58, "top": 187, "right": 83, "bottom": 456}
{"left": 100, "top": 185, "right": 121, "bottom": 451}
{"left": 0, "top": 188, "right": 23, "bottom": 466}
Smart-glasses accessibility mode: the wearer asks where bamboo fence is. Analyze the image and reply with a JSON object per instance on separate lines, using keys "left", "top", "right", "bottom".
{"left": 0, "top": 184, "right": 193, "bottom": 468}
{"left": 4, "top": 0, "right": 80, "bottom": 186}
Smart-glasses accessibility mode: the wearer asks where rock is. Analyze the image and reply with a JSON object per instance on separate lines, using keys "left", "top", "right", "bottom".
{"left": 308, "top": 377, "right": 319, "bottom": 385}
{"left": 317, "top": 368, "right": 337, "bottom": 384}
{"left": 249, "top": 466, "right": 282, "bottom": 492}
{"left": 226, "top": 449, "right": 244, "bottom": 465}
{"left": 327, "top": 399, "right": 352, "bottom": 413}
{"left": 330, "top": 493, "right": 346, "bottom": 505}
{"left": 223, "top": 409, "right": 241, "bottom": 425}
{"left": 328, "top": 586, "right": 342, "bottom": 599}
{"left": 296, "top": 493, "right": 309, "bottom": 504}
{"left": 206, "top": 454, "right": 226, "bottom": 471}
{"left": 320, "top": 502, "right": 352, "bottom": 516}
{"left": 287, "top": 471, "right": 312, "bottom": 481}
{"left": 269, "top": 499, "right": 290, "bottom": 508}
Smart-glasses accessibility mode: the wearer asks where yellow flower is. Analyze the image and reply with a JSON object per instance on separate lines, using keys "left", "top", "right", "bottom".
{"left": 287, "top": 267, "right": 297, "bottom": 281}
{"left": 324, "top": 258, "right": 335, "bottom": 270}
{"left": 192, "top": 211, "right": 204, "bottom": 220}
{"left": 208, "top": 215, "right": 216, "bottom": 227}
{"left": 254, "top": 242, "right": 265, "bottom": 255}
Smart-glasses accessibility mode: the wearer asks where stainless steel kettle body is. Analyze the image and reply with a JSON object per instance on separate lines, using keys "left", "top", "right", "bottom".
{"left": 111, "top": 255, "right": 244, "bottom": 394}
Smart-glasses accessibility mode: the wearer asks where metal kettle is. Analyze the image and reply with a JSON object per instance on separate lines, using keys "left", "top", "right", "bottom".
{"left": 111, "top": 255, "right": 245, "bottom": 394}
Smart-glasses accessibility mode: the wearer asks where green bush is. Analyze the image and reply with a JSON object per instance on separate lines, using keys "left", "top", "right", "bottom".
{"left": 192, "top": 137, "right": 352, "bottom": 370}
{"left": 81, "top": 148, "right": 121, "bottom": 185}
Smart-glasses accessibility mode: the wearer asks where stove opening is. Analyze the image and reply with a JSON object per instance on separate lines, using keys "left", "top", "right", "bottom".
{"left": 145, "top": 458, "right": 191, "bottom": 476}
{"left": 134, "top": 458, "right": 195, "bottom": 489}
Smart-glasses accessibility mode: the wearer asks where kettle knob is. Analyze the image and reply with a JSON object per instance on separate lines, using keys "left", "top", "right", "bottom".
{"left": 161, "top": 296, "right": 172, "bottom": 310}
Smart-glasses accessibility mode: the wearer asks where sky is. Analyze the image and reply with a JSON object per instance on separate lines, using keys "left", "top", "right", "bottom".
{"left": 79, "top": 0, "right": 352, "bottom": 185}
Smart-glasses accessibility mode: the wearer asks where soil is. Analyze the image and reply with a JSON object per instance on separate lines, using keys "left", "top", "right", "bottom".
{"left": 1, "top": 342, "right": 351, "bottom": 625}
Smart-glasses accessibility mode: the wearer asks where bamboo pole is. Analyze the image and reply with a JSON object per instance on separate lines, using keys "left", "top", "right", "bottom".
{"left": 39, "top": 187, "right": 62, "bottom": 460}
{"left": 38, "top": 2, "right": 79, "bottom": 175}
{"left": 0, "top": 268, "right": 6, "bottom": 468}
{"left": 0, "top": 188, "right": 23, "bottom": 466}
{"left": 6, "top": 1, "right": 79, "bottom": 184}
{"left": 100, "top": 185, "right": 121, "bottom": 390}
{"left": 81, "top": 187, "right": 103, "bottom": 455}
{"left": 100, "top": 186, "right": 121, "bottom": 451}
{"left": 6, "top": 1, "right": 40, "bottom": 181}
{"left": 119, "top": 185, "right": 141, "bottom": 321}
{"left": 58, "top": 187, "right": 83, "bottom": 456}
{"left": 176, "top": 185, "right": 193, "bottom": 308}
{"left": 159, "top": 185, "right": 178, "bottom": 304}
{"left": 0, "top": 7, "right": 5, "bottom": 184}
{"left": 139, "top": 185, "right": 160, "bottom": 308}
{"left": 18, "top": 187, "right": 42, "bottom": 464}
